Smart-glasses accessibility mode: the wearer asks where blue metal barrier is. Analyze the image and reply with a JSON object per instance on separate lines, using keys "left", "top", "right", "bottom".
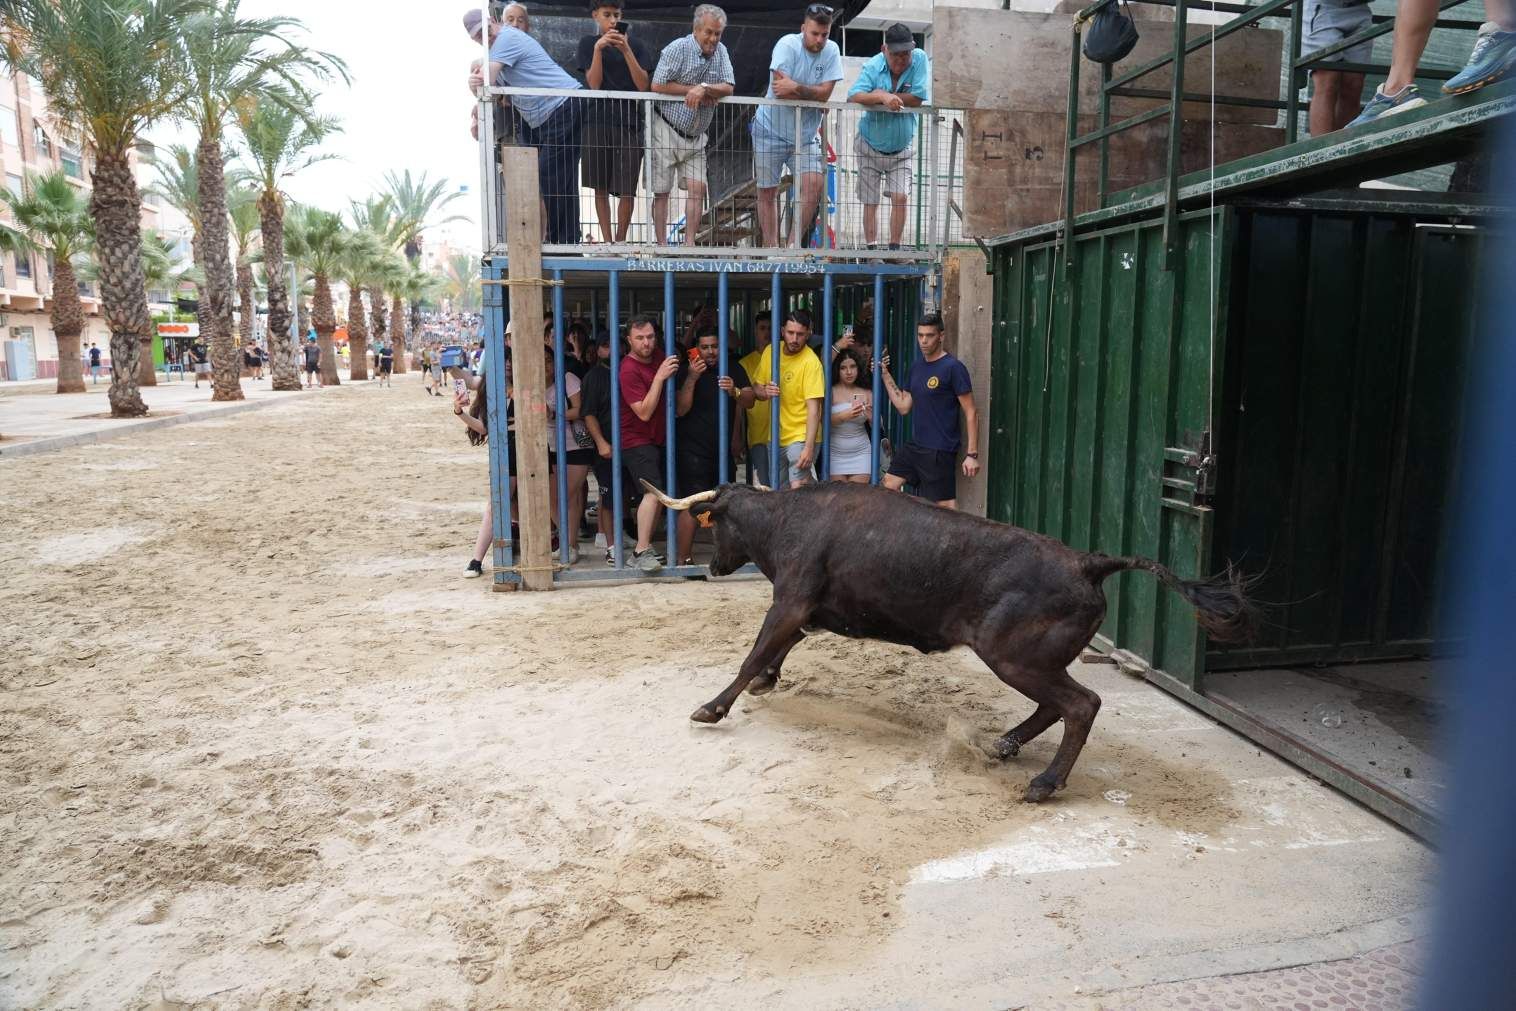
{"left": 481, "top": 255, "right": 933, "bottom": 587}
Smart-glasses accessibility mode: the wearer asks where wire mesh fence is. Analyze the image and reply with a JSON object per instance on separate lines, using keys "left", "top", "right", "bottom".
{"left": 478, "top": 87, "right": 965, "bottom": 255}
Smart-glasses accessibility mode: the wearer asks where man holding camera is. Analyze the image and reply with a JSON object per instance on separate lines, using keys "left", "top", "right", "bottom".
{"left": 576, "top": 3, "right": 654, "bottom": 243}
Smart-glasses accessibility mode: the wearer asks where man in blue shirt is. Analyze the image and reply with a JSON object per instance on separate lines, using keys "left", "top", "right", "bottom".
{"left": 751, "top": 4, "right": 843, "bottom": 248}
{"left": 847, "top": 23, "right": 930, "bottom": 251}
{"left": 465, "top": 9, "right": 584, "bottom": 244}
{"left": 878, "top": 312, "right": 980, "bottom": 509}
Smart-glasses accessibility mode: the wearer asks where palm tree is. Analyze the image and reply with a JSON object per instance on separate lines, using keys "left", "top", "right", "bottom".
{"left": 383, "top": 169, "right": 465, "bottom": 340}
{"left": 227, "top": 182, "right": 261, "bottom": 353}
{"left": 178, "top": 2, "right": 345, "bottom": 402}
{"left": 0, "top": 170, "right": 95, "bottom": 393}
{"left": 334, "top": 228, "right": 382, "bottom": 381}
{"left": 283, "top": 204, "right": 346, "bottom": 386}
{"left": 350, "top": 196, "right": 401, "bottom": 370}
{"left": 236, "top": 97, "right": 340, "bottom": 391}
{"left": 440, "top": 251, "right": 481, "bottom": 314}
{"left": 149, "top": 144, "right": 211, "bottom": 351}
{"left": 1, "top": 0, "right": 206, "bottom": 416}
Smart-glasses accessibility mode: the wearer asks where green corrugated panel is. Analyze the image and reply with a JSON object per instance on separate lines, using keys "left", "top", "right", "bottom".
{"left": 988, "top": 210, "right": 1224, "bottom": 681}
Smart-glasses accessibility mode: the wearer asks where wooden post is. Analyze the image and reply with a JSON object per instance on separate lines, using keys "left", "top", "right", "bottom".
{"left": 501, "top": 147, "right": 554, "bottom": 591}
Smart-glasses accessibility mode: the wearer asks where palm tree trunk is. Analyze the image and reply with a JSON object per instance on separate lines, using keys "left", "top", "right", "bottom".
{"left": 296, "top": 293, "right": 311, "bottom": 342}
{"left": 51, "top": 259, "right": 87, "bottom": 394}
{"left": 313, "top": 272, "right": 340, "bottom": 386}
{"left": 197, "top": 136, "right": 242, "bottom": 402}
{"left": 347, "top": 286, "right": 369, "bottom": 381}
{"left": 237, "top": 262, "right": 254, "bottom": 346}
{"left": 90, "top": 149, "right": 149, "bottom": 416}
{"left": 368, "top": 284, "right": 387, "bottom": 361}
{"left": 259, "top": 189, "right": 299, "bottom": 391}
{"left": 390, "top": 293, "right": 408, "bottom": 374}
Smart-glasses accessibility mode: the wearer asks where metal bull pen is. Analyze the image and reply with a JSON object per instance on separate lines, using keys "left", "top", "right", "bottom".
{"left": 480, "top": 257, "right": 933, "bottom": 588}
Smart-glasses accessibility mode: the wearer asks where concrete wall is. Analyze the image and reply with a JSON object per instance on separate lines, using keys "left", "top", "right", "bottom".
{"left": 935, "top": 4, "right": 1286, "bottom": 237}
{"left": 942, "top": 247, "right": 994, "bottom": 517}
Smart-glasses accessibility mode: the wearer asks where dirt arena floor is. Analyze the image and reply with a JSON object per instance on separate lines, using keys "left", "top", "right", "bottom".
{"left": 0, "top": 375, "right": 1432, "bottom": 1008}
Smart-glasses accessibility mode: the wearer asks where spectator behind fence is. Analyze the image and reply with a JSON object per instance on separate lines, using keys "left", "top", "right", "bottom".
{"left": 749, "top": 310, "right": 825, "bottom": 488}
{"left": 618, "top": 316, "right": 681, "bottom": 572}
{"left": 468, "top": 3, "right": 532, "bottom": 144}
{"left": 878, "top": 312, "right": 980, "bottom": 509}
{"left": 545, "top": 353, "right": 591, "bottom": 564}
{"left": 829, "top": 347, "right": 873, "bottom": 483}
{"left": 1347, "top": 0, "right": 1513, "bottom": 126}
{"left": 650, "top": 4, "right": 736, "bottom": 246}
{"left": 465, "top": 9, "right": 585, "bottom": 244}
{"left": 1302, "top": 0, "right": 1369, "bottom": 134}
{"left": 576, "top": 2, "right": 654, "bottom": 243}
{"left": 751, "top": 4, "right": 843, "bottom": 248}
{"left": 579, "top": 335, "right": 621, "bottom": 560}
{"left": 674, "top": 329, "right": 754, "bottom": 564}
{"left": 736, "top": 310, "right": 773, "bottom": 473}
{"left": 848, "top": 23, "right": 929, "bottom": 251}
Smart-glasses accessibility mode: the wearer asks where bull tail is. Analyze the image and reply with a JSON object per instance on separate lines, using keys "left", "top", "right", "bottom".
{"left": 1082, "top": 555, "right": 1258, "bottom": 643}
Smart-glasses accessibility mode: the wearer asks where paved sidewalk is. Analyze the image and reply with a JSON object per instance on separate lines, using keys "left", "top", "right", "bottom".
{"left": 0, "top": 369, "right": 390, "bottom": 456}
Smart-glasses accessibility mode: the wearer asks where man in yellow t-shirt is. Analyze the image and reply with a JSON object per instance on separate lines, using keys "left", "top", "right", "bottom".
{"left": 750, "top": 309, "right": 825, "bottom": 488}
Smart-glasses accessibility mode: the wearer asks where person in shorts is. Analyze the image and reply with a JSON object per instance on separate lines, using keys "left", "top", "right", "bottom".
{"left": 377, "top": 342, "right": 394, "bottom": 386}
{"left": 751, "top": 5, "right": 842, "bottom": 248}
{"left": 878, "top": 313, "right": 980, "bottom": 509}
{"left": 302, "top": 336, "right": 321, "bottom": 388}
{"left": 618, "top": 315, "right": 681, "bottom": 572}
{"left": 190, "top": 339, "right": 211, "bottom": 388}
{"left": 1303, "top": 0, "right": 1371, "bottom": 134}
{"left": 576, "top": 2, "right": 654, "bottom": 243}
{"left": 649, "top": 4, "right": 735, "bottom": 246}
{"left": 673, "top": 328, "right": 752, "bottom": 565}
{"left": 847, "top": 23, "right": 930, "bottom": 250}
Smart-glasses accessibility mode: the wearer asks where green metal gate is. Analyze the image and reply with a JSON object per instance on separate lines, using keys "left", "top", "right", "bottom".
{"left": 988, "top": 197, "right": 1487, "bottom": 684}
{"left": 988, "top": 207, "right": 1227, "bottom": 685}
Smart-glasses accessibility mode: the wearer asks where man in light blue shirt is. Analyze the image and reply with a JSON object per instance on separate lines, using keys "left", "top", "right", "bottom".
{"left": 847, "top": 23, "right": 929, "bottom": 250}
{"left": 750, "top": 5, "right": 843, "bottom": 248}
{"left": 464, "top": 9, "right": 584, "bottom": 244}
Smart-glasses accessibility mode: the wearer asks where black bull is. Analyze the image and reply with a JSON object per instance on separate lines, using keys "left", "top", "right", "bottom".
{"left": 643, "top": 480, "right": 1256, "bottom": 802}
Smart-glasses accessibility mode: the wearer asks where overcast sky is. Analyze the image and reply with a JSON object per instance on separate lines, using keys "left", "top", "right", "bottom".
{"left": 148, "top": 1, "right": 490, "bottom": 254}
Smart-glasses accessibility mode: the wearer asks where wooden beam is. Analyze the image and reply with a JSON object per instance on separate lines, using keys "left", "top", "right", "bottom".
{"left": 501, "top": 147, "right": 554, "bottom": 591}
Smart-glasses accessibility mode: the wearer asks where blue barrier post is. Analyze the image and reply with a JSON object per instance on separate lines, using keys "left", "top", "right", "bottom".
{"left": 769, "top": 269, "right": 781, "bottom": 487}
{"left": 821, "top": 271, "right": 834, "bottom": 480}
{"left": 484, "top": 259, "right": 516, "bottom": 584}
{"left": 870, "top": 272, "right": 885, "bottom": 485}
{"left": 552, "top": 269, "right": 570, "bottom": 567}
{"left": 608, "top": 270, "right": 624, "bottom": 569}
{"left": 663, "top": 270, "right": 677, "bottom": 559}
{"left": 717, "top": 270, "right": 730, "bottom": 487}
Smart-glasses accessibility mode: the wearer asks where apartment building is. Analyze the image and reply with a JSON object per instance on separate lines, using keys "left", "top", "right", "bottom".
{"left": 0, "top": 71, "right": 190, "bottom": 381}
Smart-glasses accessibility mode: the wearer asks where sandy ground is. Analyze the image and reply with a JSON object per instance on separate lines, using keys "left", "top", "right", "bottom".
{"left": 0, "top": 374, "right": 1432, "bottom": 1009}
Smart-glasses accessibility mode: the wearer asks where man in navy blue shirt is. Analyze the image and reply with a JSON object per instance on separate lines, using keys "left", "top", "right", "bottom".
{"left": 878, "top": 312, "right": 980, "bottom": 508}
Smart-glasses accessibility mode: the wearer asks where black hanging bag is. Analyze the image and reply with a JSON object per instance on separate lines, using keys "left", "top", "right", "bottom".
{"left": 1083, "top": 0, "right": 1140, "bottom": 65}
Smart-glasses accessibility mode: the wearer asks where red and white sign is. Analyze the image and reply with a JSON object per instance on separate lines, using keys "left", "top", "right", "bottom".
{"left": 157, "top": 322, "right": 199, "bottom": 337}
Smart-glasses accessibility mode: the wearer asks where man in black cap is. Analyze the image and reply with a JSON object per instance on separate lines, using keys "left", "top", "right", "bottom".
{"left": 846, "top": 23, "right": 930, "bottom": 251}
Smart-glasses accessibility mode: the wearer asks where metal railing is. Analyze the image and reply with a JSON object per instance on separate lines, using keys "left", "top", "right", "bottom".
{"left": 475, "top": 84, "right": 965, "bottom": 259}
{"left": 1062, "top": 0, "right": 1490, "bottom": 267}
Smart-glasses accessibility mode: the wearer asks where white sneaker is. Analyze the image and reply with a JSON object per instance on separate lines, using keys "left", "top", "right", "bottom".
{"left": 593, "top": 532, "right": 608, "bottom": 549}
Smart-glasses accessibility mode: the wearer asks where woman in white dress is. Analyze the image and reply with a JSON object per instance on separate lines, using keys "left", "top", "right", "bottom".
{"left": 828, "top": 347, "right": 874, "bottom": 482}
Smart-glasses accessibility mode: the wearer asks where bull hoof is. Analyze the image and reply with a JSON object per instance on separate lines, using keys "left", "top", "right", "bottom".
{"left": 690, "top": 704, "right": 726, "bottom": 724}
{"left": 1023, "top": 776, "right": 1058, "bottom": 803}
{"left": 989, "top": 735, "right": 1022, "bottom": 760}
{"left": 747, "top": 674, "right": 779, "bottom": 696}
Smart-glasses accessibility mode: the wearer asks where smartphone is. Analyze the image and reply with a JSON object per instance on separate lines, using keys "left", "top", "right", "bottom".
{"left": 453, "top": 378, "right": 467, "bottom": 398}
{"left": 613, "top": 21, "right": 629, "bottom": 33}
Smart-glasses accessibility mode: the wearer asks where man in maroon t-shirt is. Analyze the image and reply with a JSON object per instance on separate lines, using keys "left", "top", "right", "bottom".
{"left": 618, "top": 316, "right": 681, "bottom": 572}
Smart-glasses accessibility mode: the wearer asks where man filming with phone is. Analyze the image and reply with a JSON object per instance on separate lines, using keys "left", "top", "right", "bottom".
{"left": 576, "top": 3, "right": 653, "bottom": 243}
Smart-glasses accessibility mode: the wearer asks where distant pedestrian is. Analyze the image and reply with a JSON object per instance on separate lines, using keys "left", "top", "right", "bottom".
{"left": 302, "top": 336, "right": 321, "bottom": 388}
{"left": 191, "top": 339, "right": 210, "bottom": 388}
{"left": 378, "top": 343, "right": 394, "bottom": 387}
{"left": 88, "top": 342, "right": 102, "bottom": 384}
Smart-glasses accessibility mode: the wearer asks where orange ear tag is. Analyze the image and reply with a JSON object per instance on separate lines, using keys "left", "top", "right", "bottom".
{"left": 697, "top": 513, "right": 715, "bottom": 528}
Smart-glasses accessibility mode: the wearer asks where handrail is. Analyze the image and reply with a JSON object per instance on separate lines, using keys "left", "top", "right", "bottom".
{"left": 1054, "top": 0, "right": 1487, "bottom": 271}
{"left": 484, "top": 84, "right": 929, "bottom": 114}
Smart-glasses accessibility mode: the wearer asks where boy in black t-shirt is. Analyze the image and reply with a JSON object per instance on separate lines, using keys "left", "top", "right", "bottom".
{"left": 878, "top": 313, "right": 980, "bottom": 509}
{"left": 576, "top": 3, "right": 654, "bottom": 243}
{"left": 673, "top": 329, "right": 753, "bottom": 565}
{"left": 578, "top": 337, "right": 620, "bottom": 559}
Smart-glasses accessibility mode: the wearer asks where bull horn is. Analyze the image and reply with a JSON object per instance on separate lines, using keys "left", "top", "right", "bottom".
{"left": 638, "top": 480, "right": 719, "bottom": 511}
